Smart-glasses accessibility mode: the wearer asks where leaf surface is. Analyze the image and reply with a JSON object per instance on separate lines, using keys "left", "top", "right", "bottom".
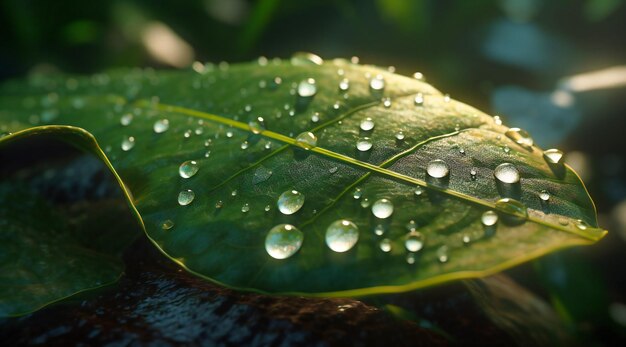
{"left": 0, "top": 56, "right": 606, "bottom": 298}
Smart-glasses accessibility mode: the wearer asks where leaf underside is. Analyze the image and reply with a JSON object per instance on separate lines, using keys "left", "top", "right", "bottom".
{"left": 0, "top": 57, "right": 606, "bottom": 309}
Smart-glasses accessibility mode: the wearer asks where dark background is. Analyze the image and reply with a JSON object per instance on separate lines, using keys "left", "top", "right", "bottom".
{"left": 1, "top": 0, "right": 626, "bottom": 344}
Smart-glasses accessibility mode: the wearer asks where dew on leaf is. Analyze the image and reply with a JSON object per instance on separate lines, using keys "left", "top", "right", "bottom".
{"left": 360, "top": 117, "right": 375, "bottom": 131}
{"left": 372, "top": 199, "right": 394, "bottom": 219}
{"left": 120, "top": 113, "right": 133, "bottom": 126}
{"left": 437, "top": 245, "right": 449, "bottom": 263}
{"left": 575, "top": 219, "right": 589, "bottom": 230}
{"left": 241, "top": 141, "right": 249, "bottom": 150}
{"left": 539, "top": 190, "right": 550, "bottom": 201}
{"left": 339, "top": 78, "right": 350, "bottom": 91}
{"left": 405, "top": 231, "right": 425, "bottom": 252}
{"left": 178, "top": 189, "right": 195, "bottom": 206}
{"left": 380, "top": 239, "right": 392, "bottom": 252}
{"left": 360, "top": 198, "right": 371, "bottom": 208}
{"left": 161, "top": 220, "right": 174, "bottom": 230}
{"left": 179, "top": 160, "right": 199, "bottom": 178}
{"left": 121, "top": 136, "right": 135, "bottom": 151}
{"left": 297, "top": 78, "right": 317, "bottom": 97}
{"left": 493, "top": 115, "right": 503, "bottom": 125}
{"left": 265, "top": 224, "right": 303, "bottom": 260}
{"left": 383, "top": 97, "right": 392, "bottom": 108}
{"left": 494, "top": 163, "right": 520, "bottom": 184}
{"left": 277, "top": 190, "right": 305, "bottom": 215}
{"left": 427, "top": 159, "right": 450, "bottom": 179}
{"left": 505, "top": 127, "right": 534, "bottom": 149}
{"left": 481, "top": 210, "right": 499, "bottom": 227}
{"left": 374, "top": 224, "right": 385, "bottom": 236}
{"left": 325, "top": 220, "right": 359, "bottom": 253}
{"left": 414, "top": 93, "right": 424, "bottom": 106}
{"left": 495, "top": 198, "right": 528, "bottom": 219}
{"left": 405, "top": 220, "right": 418, "bottom": 232}
{"left": 406, "top": 253, "right": 416, "bottom": 264}
{"left": 543, "top": 149, "right": 564, "bottom": 164}
{"left": 395, "top": 131, "right": 405, "bottom": 141}
{"left": 295, "top": 131, "right": 317, "bottom": 149}
{"left": 241, "top": 203, "right": 250, "bottom": 213}
{"left": 369, "top": 75, "right": 385, "bottom": 91}
{"left": 356, "top": 138, "right": 373, "bottom": 152}
{"left": 353, "top": 188, "right": 362, "bottom": 199}
{"left": 249, "top": 117, "right": 265, "bottom": 134}
{"left": 153, "top": 119, "right": 170, "bottom": 133}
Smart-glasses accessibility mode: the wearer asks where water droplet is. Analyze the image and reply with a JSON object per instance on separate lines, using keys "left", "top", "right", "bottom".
{"left": 231, "top": 190, "right": 238, "bottom": 196}
{"left": 360, "top": 117, "right": 375, "bottom": 131}
{"left": 374, "top": 224, "right": 385, "bottom": 236}
{"left": 382, "top": 97, "right": 392, "bottom": 108}
{"left": 379, "top": 239, "right": 392, "bottom": 252}
{"left": 481, "top": 211, "right": 498, "bottom": 226}
{"left": 253, "top": 166, "right": 273, "bottom": 184}
{"left": 459, "top": 148, "right": 465, "bottom": 155}
{"left": 297, "top": 78, "right": 317, "bottom": 97}
{"left": 226, "top": 130, "right": 234, "bottom": 138}
{"left": 204, "top": 139, "right": 212, "bottom": 147}
{"left": 413, "top": 72, "right": 424, "bottom": 80}
{"left": 291, "top": 52, "right": 323, "bottom": 65}
{"left": 505, "top": 127, "right": 534, "bottom": 149}
{"left": 372, "top": 199, "right": 394, "bottom": 219}
{"left": 437, "top": 246, "right": 449, "bottom": 263}
{"left": 493, "top": 115, "right": 503, "bottom": 125}
{"left": 265, "top": 224, "right": 303, "bottom": 259}
{"left": 503, "top": 145, "right": 510, "bottom": 154}
{"left": 277, "top": 190, "right": 305, "bottom": 215}
{"left": 161, "top": 220, "right": 174, "bottom": 230}
{"left": 462, "top": 234, "right": 471, "bottom": 244}
{"left": 241, "top": 141, "right": 249, "bottom": 150}
{"left": 215, "top": 200, "right": 224, "bottom": 209}
{"left": 356, "top": 138, "right": 373, "bottom": 152}
{"left": 241, "top": 203, "right": 250, "bottom": 213}
{"left": 558, "top": 217, "right": 569, "bottom": 226}
{"left": 178, "top": 189, "right": 195, "bottom": 206}
{"left": 470, "top": 168, "right": 478, "bottom": 180}
{"left": 406, "top": 253, "right": 416, "bottom": 264}
{"left": 184, "top": 130, "right": 192, "bottom": 138}
{"left": 339, "top": 78, "right": 350, "bottom": 91}
{"left": 153, "top": 119, "right": 170, "bottom": 133}
{"left": 264, "top": 204, "right": 271, "bottom": 212}
{"left": 539, "top": 190, "right": 550, "bottom": 201}
{"left": 325, "top": 220, "right": 359, "bottom": 253}
{"left": 264, "top": 142, "right": 272, "bottom": 150}
{"left": 121, "top": 136, "right": 135, "bottom": 151}
{"left": 414, "top": 93, "right": 424, "bottom": 106}
{"left": 295, "top": 131, "right": 318, "bottom": 149}
{"left": 415, "top": 187, "right": 424, "bottom": 196}
{"left": 329, "top": 166, "right": 338, "bottom": 174}
{"left": 405, "top": 231, "right": 425, "bottom": 252}
{"left": 494, "top": 163, "right": 520, "bottom": 184}
{"left": 204, "top": 151, "right": 211, "bottom": 158}
{"left": 249, "top": 117, "right": 265, "bottom": 134}
{"left": 120, "top": 113, "right": 133, "bottom": 126}
{"left": 179, "top": 160, "right": 199, "bottom": 178}
{"left": 495, "top": 198, "right": 528, "bottom": 219}
{"left": 395, "top": 131, "right": 405, "bottom": 141}
{"left": 353, "top": 188, "right": 362, "bottom": 199}
{"left": 311, "top": 112, "right": 320, "bottom": 123}
{"left": 406, "top": 220, "right": 418, "bottom": 232}
{"left": 427, "top": 159, "right": 450, "bottom": 179}
{"left": 575, "top": 219, "right": 589, "bottom": 230}
{"left": 443, "top": 94, "right": 451, "bottom": 103}
{"left": 543, "top": 149, "right": 564, "bottom": 164}
{"left": 360, "top": 198, "right": 371, "bottom": 208}
{"left": 369, "top": 75, "right": 385, "bottom": 91}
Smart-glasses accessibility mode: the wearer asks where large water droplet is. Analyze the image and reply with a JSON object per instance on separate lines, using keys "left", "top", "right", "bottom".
{"left": 360, "top": 117, "right": 375, "bottom": 131}
{"left": 543, "top": 149, "right": 564, "bottom": 164}
{"left": 121, "top": 136, "right": 135, "bottom": 151}
{"left": 495, "top": 198, "right": 528, "bottom": 219}
{"left": 369, "top": 75, "right": 385, "bottom": 91}
{"left": 356, "top": 138, "right": 373, "bottom": 152}
{"left": 297, "top": 78, "right": 317, "bottom": 97}
{"left": 325, "top": 220, "right": 359, "bottom": 253}
{"left": 295, "top": 131, "right": 317, "bottom": 149}
{"left": 481, "top": 210, "right": 499, "bottom": 226}
{"left": 372, "top": 199, "right": 394, "bottom": 219}
{"left": 277, "top": 190, "right": 305, "bottom": 215}
{"left": 153, "top": 119, "right": 170, "bottom": 133}
{"left": 179, "top": 160, "right": 199, "bottom": 178}
{"left": 505, "top": 127, "right": 534, "bottom": 149}
{"left": 178, "top": 189, "right": 195, "bottom": 206}
{"left": 405, "top": 231, "right": 425, "bottom": 252}
{"left": 265, "top": 224, "right": 303, "bottom": 259}
{"left": 494, "top": 163, "right": 520, "bottom": 184}
{"left": 427, "top": 159, "right": 450, "bottom": 179}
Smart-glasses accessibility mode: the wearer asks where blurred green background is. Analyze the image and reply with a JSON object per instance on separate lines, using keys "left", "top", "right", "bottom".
{"left": 1, "top": 0, "right": 626, "bottom": 343}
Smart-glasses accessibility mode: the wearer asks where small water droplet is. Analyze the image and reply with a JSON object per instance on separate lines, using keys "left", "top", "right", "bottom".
{"left": 231, "top": 190, "right": 238, "bottom": 196}
{"left": 379, "top": 239, "right": 392, "bottom": 252}
{"left": 353, "top": 188, "right": 362, "bottom": 199}
{"left": 575, "top": 219, "right": 589, "bottom": 230}
{"left": 404, "top": 231, "right": 425, "bottom": 252}
{"left": 153, "top": 119, "right": 170, "bottom": 133}
{"left": 178, "top": 189, "right": 195, "bottom": 206}
{"left": 215, "top": 200, "right": 224, "bottom": 209}
{"left": 121, "top": 136, "right": 135, "bottom": 151}
{"left": 413, "top": 72, "right": 424, "bottom": 80}
{"left": 356, "top": 138, "right": 373, "bottom": 152}
{"left": 458, "top": 147, "right": 465, "bottom": 155}
{"left": 325, "top": 220, "right": 359, "bottom": 252}
{"left": 427, "top": 159, "right": 450, "bottom": 179}
{"left": 493, "top": 115, "right": 503, "bottom": 125}
{"left": 395, "top": 130, "right": 405, "bottom": 141}
{"left": 179, "top": 160, "right": 199, "bottom": 178}
{"left": 462, "top": 234, "right": 471, "bottom": 244}
{"left": 297, "top": 78, "right": 317, "bottom": 97}
{"left": 311, "top": 112, "right": 320, "bottom": 123}
{"left": 470, "top": 168, "right": 478, "bottom": 180}
{"left": 406, "top": 220, "right": 418, "bottom": 232}
{"left": 264, "top": 204, "right": 271, "bottom": 212}
{"left": 374, "top": 224, "right": 385, "bottom": 236}
{"left": 295, "top": 131, "right": 318, "bottom": 149}
{"left": 414, "top": 93, "right": 424, "bottom": 106}
{"left": 415, "top": 187, "right": 424, "bottom": 196}
{"left": 339, "top": 78, "right": 350, "bottom": 91}
{"left": 265, "top": 224, "right": 303, "bottom": 260}
{"left": 183, "top": 130, "right": 192, "bottom": 138}
{"left": 241, "top": 203, "right": 250, "bottom": 213}
{"left": 360, "top": 198, "right": 370, "bottom": 208}
{"left": 241, "top": 141, "right": 249, "bottom": 150}
{"left": 539, "top": 190, "right": 550, "bottom": 201}
{"left": 204, "top": 151, "right": 211, "bottom": 158}
{"left": 494, "top": 163, "right": 520, "bottom": 184}
{"left": 372, "top": 199, "right": 394, "bottom": 219}
{"left": 277, "top": 190, "right": 305, "bottom": 215}
{"left": 329, "top": 166, "right": 338, "bottom": 174}
{"left": 443, "top": 94, "right": 451, "bottom": 103}
{"left": 503, "top": 145, "right": 510, "bottom": 154}
{"left": 505, "top": 127, "right": 534, "bottom": 149}
{"left": 495, "top": 198, "right": 528, "bottom": 219}
{"left": 120, "top": 113, "right": 133, "bottom": 126}
{"left": 437, "top": 245, "right": 449, "bottom": 263}
{"left": 481, "top": 210, "right": 499, "bottom": 226}
{"left": 406, "top": 253, "right": 416, "bottom": 264}
{"left": 226, "top": 130, "right": 234, "bottom": 138}
{"left": 543, "top": 149, "right": 564, "bottom": 164}
{"left": 249, "top": 117, "right": 265, "bottom": 134}
{"left": 369, "top": 75, "right": 385, "bottom": 91}
{"left": 264, "top": 142, "right": 272, "bottom": 150}
{"left": 161, "top": 220, "right": 174, "bottom": 230}
{"left": 382, "top": 97, "right": 392, "bottom": 108}
{"left": 360, "top": 117, "right": 375, "bottom": 131}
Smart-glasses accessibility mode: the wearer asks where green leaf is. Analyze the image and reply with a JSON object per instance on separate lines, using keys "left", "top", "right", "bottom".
{"left": 0, "top": 55, "right": 606, "bottom": 299}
